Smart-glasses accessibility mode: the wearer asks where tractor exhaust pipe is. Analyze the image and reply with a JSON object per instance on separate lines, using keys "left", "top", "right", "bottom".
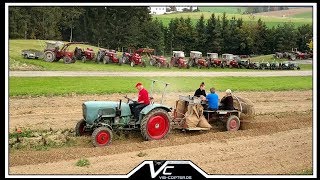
{"left": 116, "top": 99, "right": 122, "bottom": 116}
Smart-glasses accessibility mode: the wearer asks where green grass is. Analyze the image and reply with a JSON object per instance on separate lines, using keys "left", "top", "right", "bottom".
{"left": 153, "top": 11, "right": 312, "bottom": 28}
{"left": 198, "top": 7, "right": 246, "bottom": 14}
{"left": 290, "top": 11, "right": 313, "bottom": 18}
{"left": 9, "top": 40, "right": 312, "bottom": 71}
{"left": 9, "top": 76, "right": 312, "bottom": 97}
{"left": 75, "top": 158, "right": 90, "bottom": 167}
{"left": 295, "top": 168, "right": 313, "bottom": 175}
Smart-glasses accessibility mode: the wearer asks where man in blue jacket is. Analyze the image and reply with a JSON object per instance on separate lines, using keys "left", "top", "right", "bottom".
{"left": 206, "top": 87, "right": 219, "bottom": 111}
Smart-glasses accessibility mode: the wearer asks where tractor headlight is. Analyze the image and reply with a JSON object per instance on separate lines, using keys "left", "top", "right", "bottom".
{"left": 82, "top": 103, "right": 87, "bottom": 119}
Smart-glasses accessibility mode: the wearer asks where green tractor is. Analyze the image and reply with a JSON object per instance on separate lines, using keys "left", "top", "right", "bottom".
{"left": 75, "top": 80, "right": 172, "bottom": 147}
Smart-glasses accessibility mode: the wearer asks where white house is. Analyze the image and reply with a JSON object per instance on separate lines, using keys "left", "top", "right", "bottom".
{"left": 149, "top": 7, "right": 167, "bottom": 15}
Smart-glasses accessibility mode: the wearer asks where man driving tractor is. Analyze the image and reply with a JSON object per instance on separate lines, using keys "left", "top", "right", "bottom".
{"left": 129, "top": 82, "right": 150, "bottom": 121}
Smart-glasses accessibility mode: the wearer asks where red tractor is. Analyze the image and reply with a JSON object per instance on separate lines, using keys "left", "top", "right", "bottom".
{"left": 121, "top": 50, "right": 146, "bottom": 67}
{"left": 150, "top": 55, "right": 171, "bottom": 68}
{"left": 73, "top": 47, "right": 95, "bottom": 63}
{"left": 222, "top": 54, "right": 239, "bottom": 68}
{"left": 188, "top": 51, "right": 210, "bottom": 69}
{"left": 170, "top": 51, "right": 190, "bottom": 69}
{"left": 206, "top": 53, "right": 223, "bottom": 68}
{"left": 43, "top": 41, "right": 89, "bottom": 64}
{"left": 102, "top": 50, "right": 122, "bottom": 65}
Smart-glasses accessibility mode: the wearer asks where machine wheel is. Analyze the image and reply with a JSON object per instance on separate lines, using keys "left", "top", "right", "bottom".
{"left": 226, "top": 115, "right": 240, "bottom": 131}
{"left": 142, "top": 61, "right": 146, "bottom": 67}
{"left": 44, "top": 51, "right": 56, "bottom": 62}
{"left": 166, "top": 63, "right": 171, "bottom": 69}
{"left": 150, "top": 59, "right": 155, "bottom": 66}
{"left": 75, "top": 119, "right": 90, "bottom": 136}
{"left": 297, "top": 67, "right": 301, "bottom": 70}
{"left": 63, "top": 56, "right": 73, "bottom": 64}
{"left": 91, "top": 126, "right": 113, "bottom": 147}
{"left": 186, "top": 64, "right": 190, "bottom": 69}
{"left": 130, "top": 61, "right": 135, "bottom": 67}
{"left": 197, "top": 65, "right": 201, "bottom": 69}
{"left": 140, "top": 108, "right": 171, "bottom": 141}
{"left": 178, "top": 64, "right": 182, "bottom": 69}
{"left": 157, "top": 62, "right": 161, "bottom": 68}
{"left": 81, "top": 56, "right": 86, "bottom": 63}
{"left": 103, "top": 56, "right": 109, "bottom": 64}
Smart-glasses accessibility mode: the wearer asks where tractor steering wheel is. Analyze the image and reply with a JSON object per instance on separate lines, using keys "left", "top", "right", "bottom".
{"left": 124, "top": 95, "right": 134, "bottom": 103}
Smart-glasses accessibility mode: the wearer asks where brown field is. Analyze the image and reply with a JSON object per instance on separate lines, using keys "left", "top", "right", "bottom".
{"left": 8, "top": 90, "right": 314, "bottom": 175}
{"left": 254, "top": 7, "right": 312, "bottom": 17}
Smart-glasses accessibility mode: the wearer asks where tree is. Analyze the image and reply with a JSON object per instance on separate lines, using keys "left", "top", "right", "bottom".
{"left": 60, "top": 7, "right": 84, "bottom": 42}
{"left": 195, "top": 15, "right": 207, "bottom": 53}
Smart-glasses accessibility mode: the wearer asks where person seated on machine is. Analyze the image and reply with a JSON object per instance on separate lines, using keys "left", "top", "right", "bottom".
{"left": 129, "top": 82, "right": 150, "bottom": 121}
{"left": 205, "top": 87, "right": 219, "bottom": 111}
{"left": 219, "top": 89, "right": 234, "bottom": 110}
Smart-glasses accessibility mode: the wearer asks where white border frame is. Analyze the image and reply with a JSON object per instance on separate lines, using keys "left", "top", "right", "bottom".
{"left": 5, "top": 2, "right": 317, "bottom": 178}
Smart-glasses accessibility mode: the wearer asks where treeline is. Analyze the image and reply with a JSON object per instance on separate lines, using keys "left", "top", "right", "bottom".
{"left": 9, "top": 7, "right": 312, "bottom": 55}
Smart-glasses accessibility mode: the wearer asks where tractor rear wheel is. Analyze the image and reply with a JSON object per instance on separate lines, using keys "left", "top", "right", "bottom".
{"left": 63, "top": 56, "right": 73, "bottom": 64}
{"left": 140, "top": 108, "right": 171, "bottom": 141}
{"left": 75, "top": 119, "right": 91, "bottom": 136}
{"left": 226, "top": 115, "right": 240, "bottom": 131}
{"left": 44, "top": 51, "right": 56, "bottom": 62}
{"left": 91, "top": 126, "right": 113, "bottom": 147}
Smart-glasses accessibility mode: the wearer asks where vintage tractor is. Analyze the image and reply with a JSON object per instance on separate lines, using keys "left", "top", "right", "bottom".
{"left": 73, "top": 47, "right": 95, "bottom": 63}
{"left": 188, "top": 51, "right": 210, "bottom": 69}
{"left": 206, "top": 53, "right": 223, "bottom": 68}
{"left": 279, "top": 61, "right": 300, "bottom": 70}
{"left": 150, "top": 55, "right": 171, "bottom": 68}
{"left": 238, "top": 59, "right": 250, "bottom": 69}
{"left": 259, "top": 60, "right": 270, "bottom": 70}
{"left": 121, "top": 51, "right": 146, "bottom": 67}
{"left": 270, "top": 60, "right": 280, "bottom": 70}
{"left": 43, "top": 41, "right": 88, "bottom": 64}
{"left": 102, "top": 50, "right": 123, "bottom": 65}
{"left": 75, "top": 80, "right": 171, "bottom": 147}
{"left": 95, "top": 48, "right": 108, "bottom": 63}
{"left": 222, "top": 54, "right": 239, "bottom": 68}
{"left": 170, "top": 51, "right": 190, "bottom": 69}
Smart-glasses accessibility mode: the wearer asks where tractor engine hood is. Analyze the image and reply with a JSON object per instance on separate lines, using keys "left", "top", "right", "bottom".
{"left": 82, "top": 101, "right": 131, "bottom": 124}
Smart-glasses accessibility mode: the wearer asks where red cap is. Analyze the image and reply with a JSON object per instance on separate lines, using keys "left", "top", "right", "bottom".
{"left": 135, "top": 82, "right": 142, "bottom": 87}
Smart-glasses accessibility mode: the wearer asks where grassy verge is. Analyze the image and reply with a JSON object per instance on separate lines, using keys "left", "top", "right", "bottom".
{"left": 9, "top": 76, "right": 312, "bottom": 97}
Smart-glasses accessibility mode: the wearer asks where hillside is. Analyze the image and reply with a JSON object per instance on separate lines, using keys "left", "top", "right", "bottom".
{"left": 152, "top": 11, "right": 312, "bottom": 28}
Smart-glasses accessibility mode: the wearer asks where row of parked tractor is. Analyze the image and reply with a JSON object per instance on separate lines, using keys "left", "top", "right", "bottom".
{"left": 21, "top": 41, "right": 300, "bottom": 70}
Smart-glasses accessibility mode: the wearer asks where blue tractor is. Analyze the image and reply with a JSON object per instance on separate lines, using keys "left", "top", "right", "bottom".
{"left": 75, "top": 80, "right": 172, "bottom": 147}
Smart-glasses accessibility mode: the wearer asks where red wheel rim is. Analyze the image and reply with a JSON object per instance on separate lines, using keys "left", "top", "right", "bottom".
{"left": 96, "top": 130, "right": 110, "bottom": 145}
{"left": 229, "top": 119, "right": 238, "bottom": 130}
{"left": 147, "top": 115, "right": 169, "bottom": 140}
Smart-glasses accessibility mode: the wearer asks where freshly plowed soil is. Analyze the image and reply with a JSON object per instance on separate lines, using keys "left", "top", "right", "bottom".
{"left": 8, "top": 90, "right": 314, "bottom": 175}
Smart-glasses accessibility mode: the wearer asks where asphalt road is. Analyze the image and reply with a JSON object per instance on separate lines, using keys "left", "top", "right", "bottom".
{"left": 9, "top": 70, "right": 313, "bottom": 77}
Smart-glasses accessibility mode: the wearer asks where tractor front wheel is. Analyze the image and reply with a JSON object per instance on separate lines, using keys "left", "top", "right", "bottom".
{"left": 130, "top": 61, "right": 135, "bottom": 67}
{"left": 44, "top": 51, "right": 56, "bottom": 62}
{"left": 226, "top": 115, "right": 240, "bottom": 131}
{"left": 140, "top": 108, "right": 171, "bottom": 141}
{"left": 142, "top": 61, "right": 146, "bottom": 67}
{"left": 103, "top": 56, "right": 110, "bottom": 64}
{"left": 63, "top": 56, "right": 73, "bottom": 64}
{"left": 91, "top": 127, "right": 113, "bottom": 147}
{"left": 81, "top": 56, "right": 87, "bottom": 63}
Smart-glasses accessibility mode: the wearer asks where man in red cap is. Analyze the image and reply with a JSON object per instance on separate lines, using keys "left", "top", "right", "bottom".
{"left": 130, "top": 82, "right": 150, "bottom": 121}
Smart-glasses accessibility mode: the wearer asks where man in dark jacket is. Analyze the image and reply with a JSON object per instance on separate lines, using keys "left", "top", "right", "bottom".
{"left": 219, "top": 89, "right": 234, "bottom": 110}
